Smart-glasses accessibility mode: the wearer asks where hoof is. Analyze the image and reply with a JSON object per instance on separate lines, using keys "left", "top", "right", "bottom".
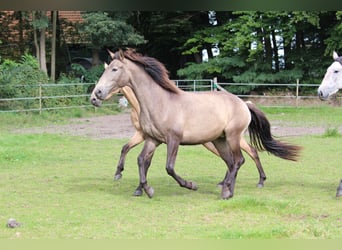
{"left": 256, "top": 183, "right": 264, "bottom": 188}
{"left": 144, "top": 186, "right": 154, "bottom": 198}
{"left": 133, "top": 189, "right": 143, "bottom": 196}
{"left": 189, "top": 182, "right": 198, "bottom": 191}
{"left": 221, "top": 186, "right": 233, "bottom": 200}
{"left": 336, "top": 180, "right": 342, "bottom": 198}
{"left": 114, "top": 173, "right": 122, "bottom": 181}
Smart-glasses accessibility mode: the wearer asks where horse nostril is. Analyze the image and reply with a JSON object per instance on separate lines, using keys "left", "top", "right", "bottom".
{"left": 95, "top": 89, "right": 102, "bottom": 98}
{"left": 318, "top": 90, "right": 323, "bottom": 97}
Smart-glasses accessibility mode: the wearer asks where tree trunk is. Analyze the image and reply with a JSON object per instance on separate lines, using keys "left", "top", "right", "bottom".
{"left": 32, "top": 14, "right": 40, "bottom": 65}
{"left": 263, "top": 29, "right": 273, "bottom": 67}
{"left": 283, "top": 37, "right": 292, "bottom": 70}
{"left": 50, "top": 11, "right": 57, "bottom": 81}
{"left": 39, "top": 26, "right": 47, "bottom": 74}
{"left": 205, "top": 44, "right": 213, "bottom": 59}
{"left": 271, "top": 29, "right": 279, "bottom": 72}
{"left": 193, "top": 52, "right": 202, "bottom": 64}
{"left": 92, "top": 49, "right": 101, "bottom": 67}
{"left": 17, "top": 11, "right": 24, "bottom": 55}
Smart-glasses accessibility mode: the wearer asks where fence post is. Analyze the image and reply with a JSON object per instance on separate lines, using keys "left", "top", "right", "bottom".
{"left": 296, "top": 79, "right": 299, "bottom": 108}
{"left": 213, "top": 77, "right": 217, "bottom": 91}
{"left": 39, "top": 83, "right": 42, "bottom": 115}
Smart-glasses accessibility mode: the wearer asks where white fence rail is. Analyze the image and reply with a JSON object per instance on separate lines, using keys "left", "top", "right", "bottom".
{"left": 0, "top": 80, "right": 327, "bottom": 113}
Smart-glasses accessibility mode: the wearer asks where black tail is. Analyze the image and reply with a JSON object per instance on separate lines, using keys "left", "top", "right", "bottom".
{"left": 246, "top": 102, "right": 302, "bottom": 161}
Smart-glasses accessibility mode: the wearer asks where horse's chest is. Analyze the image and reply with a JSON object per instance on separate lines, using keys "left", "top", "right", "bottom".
{"left": 140, "top": 116, "right": 168, "bottom": 142}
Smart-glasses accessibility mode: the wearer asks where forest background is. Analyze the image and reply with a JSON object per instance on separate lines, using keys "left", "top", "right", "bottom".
{"left": 0, "top": 11, "right": 342, "bottom": 95}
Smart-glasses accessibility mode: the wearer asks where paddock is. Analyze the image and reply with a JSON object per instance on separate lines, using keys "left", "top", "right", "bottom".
{"left": 0, "top": 105, "right": 341, "bottom": 239}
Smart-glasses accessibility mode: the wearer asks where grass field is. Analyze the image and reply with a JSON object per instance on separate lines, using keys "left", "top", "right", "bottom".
{"left": 0, "top": 106, "right": 341, "bottom": 239}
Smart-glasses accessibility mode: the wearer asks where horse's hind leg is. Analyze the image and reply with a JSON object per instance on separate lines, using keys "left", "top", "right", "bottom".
{"left": 240, "top": 138, "right": 266, "bottom": 188}
{"left": 212, "top": 137, "right": 245, "bottom": 199}
{"left": 114, "top": 131, "right": 144, "bottom": 180}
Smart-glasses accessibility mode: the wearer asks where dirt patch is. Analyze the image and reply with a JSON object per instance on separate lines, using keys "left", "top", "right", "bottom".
{"left": 15, "top": 112, "right": 135, "bottom": 140}
{"left": 13, "top": 110, "right": 341, "bottom": 139}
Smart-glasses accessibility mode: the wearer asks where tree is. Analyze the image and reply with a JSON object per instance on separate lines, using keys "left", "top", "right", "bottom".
{"left": 78, "top": 11, "right": 145, "bottom": 67}
{"left": 177, "top": 11, "right": 340, "bottom": 92}
{"left": 324, "top": 11, "right": 342, "bottom": 55}
{"left": 30, "top": 11, "right": 49, "bottom": 74}
{"left": 50, "top": 11, "right": 57, "bottom": 81}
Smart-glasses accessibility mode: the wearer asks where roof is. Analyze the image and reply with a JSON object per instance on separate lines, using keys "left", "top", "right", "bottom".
{"left": 0, "top": 11, "right": 86, "bottom": 45}
{"left": 58, "top": 11, "right": 84, "bottom": 23}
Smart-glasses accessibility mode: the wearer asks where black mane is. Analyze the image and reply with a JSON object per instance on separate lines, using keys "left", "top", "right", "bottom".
{"left": 114, "top": 49, "right": 181, "bottom": 94}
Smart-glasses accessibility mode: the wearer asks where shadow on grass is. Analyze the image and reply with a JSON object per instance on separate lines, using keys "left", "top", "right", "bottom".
{"left": 65, "top": 171, "right": 339, "bottom": 201}
{"left": 65, "top": 175, "right": 227, "bottom": 199}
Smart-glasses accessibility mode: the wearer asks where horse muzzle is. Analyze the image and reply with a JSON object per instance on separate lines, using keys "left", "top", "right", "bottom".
{"left": 318, "top": 90, "right": 328, "bottom": 101}
{"left": 90, "top": 97, "right": 102, "bottom": 107}
{"left": 90, "top": 95, "right": 103, "bottom": 107}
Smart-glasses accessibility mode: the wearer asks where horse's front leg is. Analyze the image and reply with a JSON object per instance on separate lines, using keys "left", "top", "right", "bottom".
{"left": 165, "top": 138, "right": 198, "bottom": 191}
{"left": 114, "top": 131, "right": 144, "bottom": 180}
{"left": 133, "top": 150, "right": 154, "bottom": 196}
{"left": 136, "top": 139, "right": 160, "bottom": 198}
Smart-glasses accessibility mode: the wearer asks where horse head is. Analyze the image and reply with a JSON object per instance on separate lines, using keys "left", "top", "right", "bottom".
{"left": 90, "top": 50, "right": 130, "bottom": 107}
{"left": 318, "top": 51, "right": 342, "bottom": 100}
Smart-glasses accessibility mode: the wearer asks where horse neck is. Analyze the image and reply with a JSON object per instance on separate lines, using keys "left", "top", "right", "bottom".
{"left": 121, "top": 86, "right": 140, "bottom": 114}
{"left": 126, "top": 61, "right": 175, "bottom": 114}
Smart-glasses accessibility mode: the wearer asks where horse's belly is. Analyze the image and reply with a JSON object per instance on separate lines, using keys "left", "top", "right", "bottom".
{"left": 180, "top": 127, "right": 224, "bottom": 144}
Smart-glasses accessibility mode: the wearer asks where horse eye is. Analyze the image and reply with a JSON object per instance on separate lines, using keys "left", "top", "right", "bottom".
{"left": 112, "top": 67, "right": 118, "bottom": 72}
{"left": 334, "top": 70, "right": 339, "bottom": 73}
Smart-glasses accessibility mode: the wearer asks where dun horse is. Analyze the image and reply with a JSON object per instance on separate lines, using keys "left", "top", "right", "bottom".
{"left": 317, "top": 51, "right": 342, "bottom": 197}
{"left": 91, "top": 49, "right": 301, "bottom": 199}
{"left": 93, "top": 83, "right": 268, "bottom": 191}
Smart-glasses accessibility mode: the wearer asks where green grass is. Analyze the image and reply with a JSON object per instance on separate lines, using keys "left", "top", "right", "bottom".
{"left": 322, "top": 127, "right": 341, "bottom": 138}
{"left": 260, "top": 104, "right": 342, "bottom": 127}
{"left": 0, "top": 106, "right": 342, "bottom": 239}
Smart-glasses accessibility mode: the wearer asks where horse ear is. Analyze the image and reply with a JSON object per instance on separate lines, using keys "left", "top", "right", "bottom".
{"left": 119, "top": 49, "right": 125, "bottom": 61}
{"left": 333, "top": 51, "right": 339, "bottom": 60}
{"left": 104, "top": 62, "right": 109, "bottom": 69}
{"left": 107, "top": 49, "right": 115, "bottom": 59}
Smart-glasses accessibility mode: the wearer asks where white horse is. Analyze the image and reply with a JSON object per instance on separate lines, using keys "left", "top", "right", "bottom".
{"left": 318, "top": 51, "right": 342, "bottom": 100}
{"left": 317, "top": 51, "right": 342, "bottom": 197}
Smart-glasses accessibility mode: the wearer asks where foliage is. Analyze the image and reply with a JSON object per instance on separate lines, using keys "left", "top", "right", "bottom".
{"left": 177, "top": 11, "right": 341, "bottom": 94}
{"left": 1, "top": 11, "right": 342, "bottom": 96}
{"left": 324, "top": 11, "right": 342, "bottom": 56}
{"left": 78, "top": 12, "right": 145, "bottom": 50}
{"left": 129, "top": 11, "right": 212, "bottom": 76}
{"left": 0, "top": 54, "right": 49, "bottom": 110}
{"left": 322, "top": 127, "right": 341, "bottom": 138}
{"left": 0, "top": 53, "right": 104, "bottom": 112}
{"left": 61, "top": 63, "right": 104, "bottom": 84}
